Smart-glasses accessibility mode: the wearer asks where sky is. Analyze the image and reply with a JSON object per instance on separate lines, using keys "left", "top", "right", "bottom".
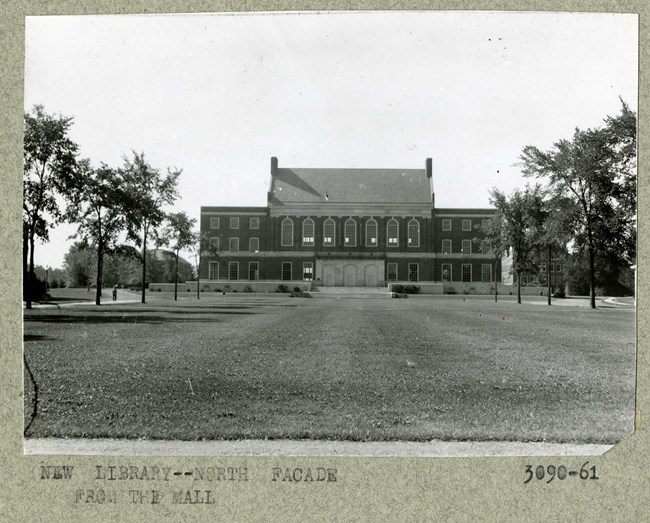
{"left": 24, "top": 11, "right": 638, "bottom": 269}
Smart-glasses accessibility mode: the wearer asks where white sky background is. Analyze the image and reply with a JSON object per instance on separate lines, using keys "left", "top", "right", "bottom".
{"left": 25, "top": 11, "right": 638, "bottom": 269}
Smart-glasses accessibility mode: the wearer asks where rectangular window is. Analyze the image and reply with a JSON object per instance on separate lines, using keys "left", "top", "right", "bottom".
{"left": 282, "top": 262, "right": 292, "bottom": 281}
{"left": 482, "top": 264, "right": 492, "bottom": 283}
{"left": 387, "top": 263, "right": 398, "bottom": 282}
{"left": 229, "top": 237, "right": 239, "bottom": 252}
{"left": 441, "top": 239, "right": 452, "bottom": 254}
{"left": 540, "top": 263, "right": 547, "bottom": 273}
{"left": 209, "top": 237, "right": 220, "bottom": 250}
{"left": 442, "top": 219, "right": 451, "bottom": 231}
{"left": 441, "top": 263, "right": 452, "bottom": 282}
{"left": 303, "top": 262, "right": 313, "bottom": 281}
{"left": 462, "top": 219, "right": 471, "bottom": 231}
{"left": 210, "top": 217, "right": 220, "bottom": 229}
{"left": 462, "top": 264, "right": 472, "bottom": 282}
{"left": 481, "top": 240, "right": 490, "bottom": 255}
{"left": 249, "top": 237, "right": 259, "bottom": 252}
{"left": 461, "top": 239, "right": 472, "bottom": 254}
{"left": 230, "top": 217, "right": 239, "bottom": 229}
{"left": 408, "top": 263, "right": 419, "bottom": 282}
{"left": 250, "top": 217, "right": 259, "bottom": 229}
{"left": 228, "top": 262, "right": 239, "bottom": 281}
{"left": 208, "top": 262, "right": 219, "bottom": 280}
{"left": 248, "top": 261, "right": 259, "bottom": 281}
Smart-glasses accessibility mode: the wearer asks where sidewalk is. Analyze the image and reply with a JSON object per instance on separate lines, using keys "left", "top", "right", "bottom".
{"left": 24, "top": 437, "right": 613, "bottom": 457}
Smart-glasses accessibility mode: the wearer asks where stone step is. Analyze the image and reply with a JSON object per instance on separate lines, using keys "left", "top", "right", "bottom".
{"left": 310, "top": 292, "right": 393, "bottom": 299}
{"left": 311, "top": 286, "right": 387, "bottom": 294}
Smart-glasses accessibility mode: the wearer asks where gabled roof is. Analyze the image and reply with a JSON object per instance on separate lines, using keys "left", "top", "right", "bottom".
{"left": 269, "top": 167, "right": 432, "bottom": 206}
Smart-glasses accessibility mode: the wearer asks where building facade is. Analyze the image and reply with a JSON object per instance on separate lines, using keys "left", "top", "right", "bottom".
{"left": 199, "top": 157, "right": 500, "bottom": 289}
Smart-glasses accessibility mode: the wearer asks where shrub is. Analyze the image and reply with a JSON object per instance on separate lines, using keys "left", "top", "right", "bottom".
{"left": 243, "top": 285, "right": 254, "bottom": 293}
{"left": 553, "top": 288, "right": 566, "bottom": 298}
{"left": 468, "top": 287, "right": 476, "bottom": 295}
{"left": 445, "top": 286, "right": 457, "bottom": 295}
{"left": 392, "top": 284, "right": 404, "bottom": 293}
{"left": 277, "top": 284, "right": 289, "bottom": 293}
{"left": 404, "top": 285, "right": 420, "bottom": 294}
{"left": 293, "top": 286, "right": 302, "bottom": 293}
{"left": 392, "top": 292, "right": 408, "bottom": 299}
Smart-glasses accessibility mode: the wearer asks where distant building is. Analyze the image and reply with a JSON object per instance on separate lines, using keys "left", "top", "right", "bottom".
{"left": 501, "top": 247, "right": 566, "bottom": 294}
{"left": 199, "top": 157, "right": 499, "bottom": 289}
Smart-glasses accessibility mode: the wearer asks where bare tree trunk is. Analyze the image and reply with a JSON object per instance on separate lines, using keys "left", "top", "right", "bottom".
{"left": 95, "top": 243, "right": 103, "bottom": 306}
{"left": 196, "top": 258, "right": 200, "bottom": 300}
{"left": 28, "top": 231, "right": 35, "bottom": 309}
{"left": 589, "top": 243, "right": 596, "bottom": 309}
{"left": 517, "top": 270, "right": 521, "bottom": 304}
{"left": 174, "top": 249, "right": 179, "bottom": 301}
{"left": 547, "top": 244, "right": 552, "bottom": 306}
{"left": 141, "top": 225, "right": 147, "bottom": 304}
{"left": 24, "top": 226, "right": 31, "bottom": 309}
{"left": 493, "top": 258, "right": 498, "bottom": 303}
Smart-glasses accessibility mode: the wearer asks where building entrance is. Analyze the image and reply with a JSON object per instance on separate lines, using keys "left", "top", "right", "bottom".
{"left": 317, "top": 259, "right": 384, "bottom": 287}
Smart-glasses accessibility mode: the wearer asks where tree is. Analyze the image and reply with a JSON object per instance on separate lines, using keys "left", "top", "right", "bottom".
{"left": 475, "top": 212, "right": 508, "bottom": 302}
{"left": 23, "top": 105, "right": 78, "bottom": 308}
{"left": 519, "top": 102, "right": 637, "bottom": 308}
{"left": 191, "top": 232, "right": 222, "bottom": 299}
{"left": 121, "top": 152, "right": 180, "bottom": 303}
{"left": 159, "top": 212, "right": 197, "bottom": 301}
{"left": 66, "top": 161, "right": 127, "bottom": 305}
{"left": 63, "top": 242, "right": 96, "bottom": 288}
{"left": 489, "top": 186, "right": 541, "bottom": 304}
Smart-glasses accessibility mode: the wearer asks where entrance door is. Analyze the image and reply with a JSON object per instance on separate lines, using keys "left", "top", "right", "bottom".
{"left": 322, "top": 264, "right": 335, "bottom": 287}
{"left": 364, "top": 264, "right": 378, "bottom": 287}
{"left": 343, "top": 265, "right": 357, "bottom": 286}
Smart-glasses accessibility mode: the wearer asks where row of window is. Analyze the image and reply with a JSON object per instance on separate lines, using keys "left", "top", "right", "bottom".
{"left": 441, "top": 263, "right": 493, "bottom": 283}
{"left": 441, "top": 218, "right": 490, "bottom": 232}
{"left": 207, "top": 261, "right": 493, "bottom": 283}
{"left": 210, "top": 235, "right": 494, "bottom": 255}
{"left": 280, "top": 217, "right": 421, "bottom": 247}
{"left": 208, "top": 261, "right": 314, "bottom": 282}
{"left": 209, "top": 217, "right": 260, "bottom": 230}
{"left": 209, "top": 237, "right": 260, "bottom": 252}
{"left": 521, "top": 274, "right": 564, "bottom": 285}
{"left": 441, "top": 239, "right": 491, "bottom": 255}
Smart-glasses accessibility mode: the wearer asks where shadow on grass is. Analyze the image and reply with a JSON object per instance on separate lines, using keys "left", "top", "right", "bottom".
{"left": 23, "top": 312, "right": 254, "bottom": 325}
{"left": 23, "top": 334, "right": 55, "bottom": 342}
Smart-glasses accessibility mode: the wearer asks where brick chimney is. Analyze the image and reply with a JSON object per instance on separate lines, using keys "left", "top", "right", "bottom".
{"left": 271, "top": 156, "right": 278, "bottom": 178}
{"left": 425, "top": 157, "right": 432, "bottom": 178}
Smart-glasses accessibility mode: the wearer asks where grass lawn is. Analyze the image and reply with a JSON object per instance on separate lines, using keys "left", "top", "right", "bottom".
{"left": 23, "top": 294, "right": 636, "bottom": 443}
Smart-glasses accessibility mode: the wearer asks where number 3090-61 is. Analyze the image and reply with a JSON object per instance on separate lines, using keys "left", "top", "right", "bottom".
{"left": 524, "top": 462, "right": 599, "bottom": 484}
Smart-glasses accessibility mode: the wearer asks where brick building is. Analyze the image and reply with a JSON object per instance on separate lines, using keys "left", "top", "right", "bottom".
{"left": 199, "top": 157, "right": 499, "bottom": 290}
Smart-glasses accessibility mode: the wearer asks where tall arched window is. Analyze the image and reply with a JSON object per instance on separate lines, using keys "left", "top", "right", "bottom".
{"left": 365, "top": 219, "right": 378, "bottom": 247}
{"left": 323, "top": 218, "right": 335, "bottom": 247}
{"left": 387, "top": 218, "right": 399, "bottom": 247}
{"left": 408, "top": 219, "right": 420, "bottom": 247}
{"left": 281, "top": 218, "right": 293, "bottom": 246}
{"left": 302, "top": 218, "right": 314, "bottom": 246}
{"left": 344, "top": 219, "right": 357, "bottom": 247}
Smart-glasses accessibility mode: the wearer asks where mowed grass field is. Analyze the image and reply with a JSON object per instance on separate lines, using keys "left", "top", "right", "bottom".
{"left": 23, "top": 294, "right": 636, "bottom": 443}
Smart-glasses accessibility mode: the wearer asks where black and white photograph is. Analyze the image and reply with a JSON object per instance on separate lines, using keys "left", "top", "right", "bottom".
{"left": 21, "top": 10, "right": 637, "bottom": 459}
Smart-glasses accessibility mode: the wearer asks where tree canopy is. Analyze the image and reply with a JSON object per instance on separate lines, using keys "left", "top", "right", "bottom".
{"left": 23, "top": 105, "right": 79, "bottom": 307}
{"left": 518, "top": 101, "right": 636, "bottom": 308}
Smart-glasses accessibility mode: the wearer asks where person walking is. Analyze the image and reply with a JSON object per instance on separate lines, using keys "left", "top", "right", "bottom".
{"left": 112, "top": 285, "right": 118, "bottom": 301}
